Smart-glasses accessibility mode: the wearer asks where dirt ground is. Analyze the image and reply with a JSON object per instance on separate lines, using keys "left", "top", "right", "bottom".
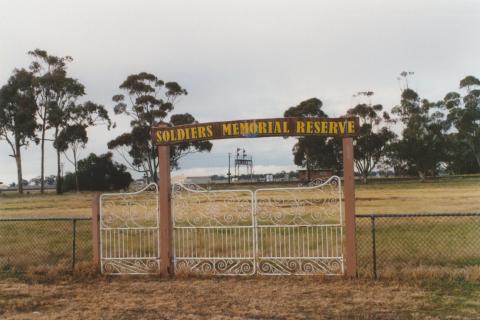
{"left": 0, "top": 276, "right": 479, "bottom": 319}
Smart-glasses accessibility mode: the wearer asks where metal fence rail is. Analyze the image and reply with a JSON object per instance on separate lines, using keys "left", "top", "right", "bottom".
{"left": 356, "top": 213, "right": 480, "bottom": 279}
{"left": 0, "top": 217, "right": 91, "bottom": 274}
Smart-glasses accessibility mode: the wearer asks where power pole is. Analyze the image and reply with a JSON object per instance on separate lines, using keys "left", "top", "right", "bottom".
{"left": 227, "top": 152, "right": 231, "bottom": 184}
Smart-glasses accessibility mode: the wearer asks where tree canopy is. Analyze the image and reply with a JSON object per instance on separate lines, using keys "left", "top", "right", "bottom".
{"left": 108, "top": 72, "right": 211, "bottom": 181}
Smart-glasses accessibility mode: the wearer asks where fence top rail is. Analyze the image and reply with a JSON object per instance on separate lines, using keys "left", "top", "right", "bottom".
{"left": 0, "top": 217, "right": 92, "bottom": 222}
{"left": 356, "top": 212, "right": 480, "bottom": 218}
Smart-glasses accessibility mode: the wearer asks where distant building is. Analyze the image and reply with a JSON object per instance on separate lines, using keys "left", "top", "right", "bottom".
{"left": 297, "top": 169, "right": 334, "bottom": 182}
{"left": 185, "top": 176, "right": 212, "bottom": 185}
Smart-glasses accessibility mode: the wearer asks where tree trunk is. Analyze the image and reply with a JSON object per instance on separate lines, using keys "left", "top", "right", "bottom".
{"left": 15, "top": 141, "right": 23, "bottom": 194}
{"left": 306, "top": 154, "right": 311, "bottom": 182}
{"left": 418, "top": 171, "right": 426, "bottom": 182}
{"left": 362, "top": 174, "right": 368, "bottom": 184}
{"left": 40, "top": 118, "right": 46, "bottom": 193}
{"left": 55, "top": 129, "right": 63, "bottom": 194}
{"left": 74, "top": 149, "right": 79, "bottom": 192}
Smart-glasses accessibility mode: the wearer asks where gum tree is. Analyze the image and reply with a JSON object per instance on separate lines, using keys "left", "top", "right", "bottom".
{"left": 347, "top": 92, "right": 395, "bottom": 183}
{"left": 0, "top": 69, "right": 38, "bottom": 194}
{"left": 391, "top": 89, "right": 448, "bottom": 180}
{"left": 441, "top": 76, "right": 480, "bottom": 171}
{"left": 29, "top": 49, "right": 85, "bottom": 193}
{"left": 108, "top": 72, "right": 211, "bottom": 182}
{"left": 54, "top": 101, "right": 110, "bottom": 191}
{"left": 284, "top": 98, "right": 342, "bottom": 180}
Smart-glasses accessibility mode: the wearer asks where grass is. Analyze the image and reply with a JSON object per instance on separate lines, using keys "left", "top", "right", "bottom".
{"left": 0, "top": 276, "right": 479, "bottom": 319}
{"left": 1, "top": 176, "right": 480, "bottom": 274}
{"left": 1, "top": 175, "right": 479, "bottom": 217}
{"left": 1, "top": 176, "right": 480, "bottom": 318}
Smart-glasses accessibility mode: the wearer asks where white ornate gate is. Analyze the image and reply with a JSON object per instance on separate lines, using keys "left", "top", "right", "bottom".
{"left": 255, "top": 176, "right": 343, "bottom": 275}
{"left": 171, "top": 176, "right": 343, "bottom": 276}
{"left": 100, "top": 183, "right": 160, "bottom": 274}
{"left": 172, "top": 183, "right": 255, "bottom": 275}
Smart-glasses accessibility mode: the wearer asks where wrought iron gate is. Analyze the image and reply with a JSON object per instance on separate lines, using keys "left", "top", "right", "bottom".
{"left": 172, "top": 183, "right": 255, "bottom": 275}
{"left": 171, "top": 176, "right": 343, "bottom": 275}
{"left": 100, "top": 183, "right": 160, "bottom": 274}
{"left": 255, "top": 176, "right": 343, "bottom": 275}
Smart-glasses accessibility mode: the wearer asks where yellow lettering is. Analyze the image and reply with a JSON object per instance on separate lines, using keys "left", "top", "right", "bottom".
{"left": 177, "top": 129, "right": 185, "bottom": 141}
{"left": 274, "top": 121, "right": 282, "bottom": 133}
{"left": 296, "top": 121, "right": 305, "bottom": 134}
{"left": 191, "top": 127, "right": 198, "bottom": 139}
{"left": 267, "top": 121, "right": 273, "bottom": 134}
{"left": 170, "top": 129, "right": 176, "bottom": 141}
{"left": 249, "top": 122, "right": 258, "bottom": 134}
{"left": 258, "top": 121, "right": 267, "bottom": 134}
{"left": 162, "top": 131, "right": 170, "bottom": 142}
{"left": 329, "top": 121, "right": 338, "bottom": 134}
{"left": 314, "top": 121, "right": 321, "bottom": 134}
{"left": 222, "top": 123, "right": 232, "bottom": 136}
{"left": 232, "top": 123, "right": 239, "bottom": 135}
{"left": 338, "top": 121, "right": 346, "bottom": 134}
{"left": 283, "top": 121, "right": 290, "bottom": 133}
{"left": 321, "top": 121, "right": 328, "bottom": 133}
{"left": 239, "top": 122, "right": 249, "bottom": 135}
{"left": 347, "top": 120, "right": 355, "bottom": 134}
{"left": 198, "top": 126, "right": 206, "bottom": 138}
{"left": 206, "top": 125, "right": 213, "bottom": 137}
{"left": 306, "top": 121, "right": 313, "bottom": 134}
{"left": 156, "top": 131, "right": 163, "bottom": 143}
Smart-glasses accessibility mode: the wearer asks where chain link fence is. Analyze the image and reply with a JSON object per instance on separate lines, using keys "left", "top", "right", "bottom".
{"left": 2, "top": 214, "right": 480, "bottom": 278}
{"left": 0, "top": 217, "right": 92, "bottom": 275}
{"left": 356, "top": 213, "right": 480, "bottom": 278}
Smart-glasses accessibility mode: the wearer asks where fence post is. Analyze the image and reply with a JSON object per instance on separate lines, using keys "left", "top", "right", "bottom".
{"left": 72, "top": 219, "right": 77, "bottom": 273}
{"left": 370, "top": 216, "right": 377, "bottom": 279}
{"left": 342, "top": 137, "right": 357, "bottom": 277}
{"left": 92, "top": 193, "right": 101, "bottom": 270}
{"left": 158, "top": 144, "right": 173, "bottom": 277}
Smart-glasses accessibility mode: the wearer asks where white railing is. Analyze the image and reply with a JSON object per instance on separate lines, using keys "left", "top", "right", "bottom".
{"left": 100, "top": 183, "right": 160, "bottom": 274}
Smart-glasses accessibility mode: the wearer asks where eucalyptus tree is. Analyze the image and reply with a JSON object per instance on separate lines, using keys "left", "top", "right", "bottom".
{"left": 28, "top": 49, "right": 85, "bottom": 193}
{"left": 284, "top": 98, "right": 342, "bottom": 180}
{"left": 346, "top": 94, "right": 396, "bottom": 183}
{"left": 108, "top": 72, "right": 211, "bottom": 182}
{"left": 440, "top": 76, "right": 480, "bottom": 171}
{"left": 0, "top": 69, "right": 37, "bottom": 194}
{"left": 391, "top": 89, "right": 448, "bottom": 180}
{"left": 55, "top": 101, "right": 110, "bottom": 191}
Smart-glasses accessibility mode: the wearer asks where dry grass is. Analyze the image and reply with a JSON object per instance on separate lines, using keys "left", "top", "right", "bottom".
{"left": 1, "top": 176, "right": 479, "bottom": 218}
{"left": 1, "top": 276, "right": 477, "bottom": 319}
{"left": 1, "top": 177, "right": 480, "bottom": 318}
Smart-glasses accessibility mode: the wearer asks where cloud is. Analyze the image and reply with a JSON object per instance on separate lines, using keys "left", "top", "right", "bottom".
{"left": 1, "top": 0, "right": 480, "bottom": 184}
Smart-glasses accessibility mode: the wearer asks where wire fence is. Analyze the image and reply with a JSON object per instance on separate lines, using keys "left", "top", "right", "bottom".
{"left": 0, "top": 217, "right": 92, "bottom": 274}
{"left": 1, "top": 214, "right": 480, "bottom": 278}
{"left": 356, "top": 213, "right": 480, "bottom": 278}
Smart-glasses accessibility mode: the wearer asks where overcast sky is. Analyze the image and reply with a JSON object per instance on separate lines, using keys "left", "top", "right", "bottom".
{"left": 1, "top": 0, "right": 479, "bottom": 184}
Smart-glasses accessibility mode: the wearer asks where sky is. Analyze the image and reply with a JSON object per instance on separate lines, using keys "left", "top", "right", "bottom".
{"left": 1, "top": 0, "right": 479, "bottom": 184}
